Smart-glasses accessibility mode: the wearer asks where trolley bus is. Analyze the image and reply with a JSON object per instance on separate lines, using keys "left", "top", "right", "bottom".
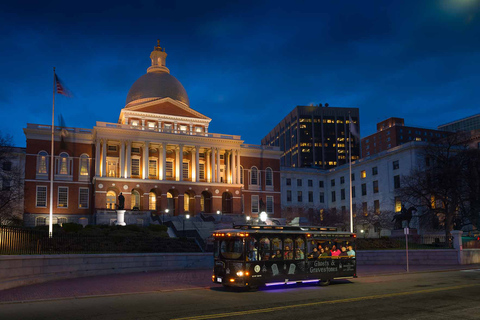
{"left": 212, "top": 225, "right": 356, "bottom": 289}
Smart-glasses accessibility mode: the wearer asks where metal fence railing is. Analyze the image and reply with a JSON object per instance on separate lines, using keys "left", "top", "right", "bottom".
{"left": 0, "top": 226, "right": 202, "bottom": 255}
{"left": 462, "top": 236, "right": 480, "bottom": 249}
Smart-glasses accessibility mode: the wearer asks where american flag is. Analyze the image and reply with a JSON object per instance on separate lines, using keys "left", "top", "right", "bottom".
{"left": 55, "top": 74, "right": 72, "bottom": 97}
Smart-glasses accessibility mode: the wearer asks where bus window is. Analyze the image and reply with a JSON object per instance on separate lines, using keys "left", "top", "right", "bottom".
{"left": 246, "top": 237, "right": 258, "bottom": 261}
{"left": 259, "top": 237, "right": 271, "bottom": 261}
{"left": 220, "top": 239, "right": 243, "bottom": 260}
{"left": 271, "top": 238, "right": 283, "bottom": 260}
{"left": 284, "top": 238, "right": 293, "bottom": 260}
{"left": 295, "top": 237, "right": 305, "bottom": 260}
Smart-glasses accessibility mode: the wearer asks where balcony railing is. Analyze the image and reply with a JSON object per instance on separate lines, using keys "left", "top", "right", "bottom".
{"left": 27, "top": 123, "right": 93, "bottom": 134}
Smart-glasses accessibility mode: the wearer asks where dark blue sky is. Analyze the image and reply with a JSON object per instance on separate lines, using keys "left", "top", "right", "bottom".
{"left": 1, "top": 0, "right": 480, "bottom": 147}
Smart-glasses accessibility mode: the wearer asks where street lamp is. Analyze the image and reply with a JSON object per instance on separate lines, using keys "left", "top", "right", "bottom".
{"left": 216, "top": 210, "right": 221, "bottom": 215}
{"left": 163, "top": 208, "right": 169, "bottom": 225}
{"left": 260, "top": 211, "right": 267, "bottom": 224}
{"left": 183, "top": 214, "right": 190, "bottom": 237}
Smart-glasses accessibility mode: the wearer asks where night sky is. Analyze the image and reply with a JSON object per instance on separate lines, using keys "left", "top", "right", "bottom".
{"left": 1, "top": 0, "right": 480, "bottom": 148}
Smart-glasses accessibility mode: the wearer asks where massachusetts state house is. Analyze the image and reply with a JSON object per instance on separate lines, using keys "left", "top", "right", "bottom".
{"left": 23, "top": 42, "right": 281, "bottom": 227}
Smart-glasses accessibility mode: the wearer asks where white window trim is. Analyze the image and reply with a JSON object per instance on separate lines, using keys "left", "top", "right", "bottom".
{"left": 106, "top": 156, "right": 119, "bottom": 178}
{"left": 249, "top": 166, "right": 260, "bottom": 190}
{"left": 36, "top": 151, "right": 49, "bottom": 179}
{"left": 166, "top": 158, "right": 174, "bottom": 178}
{"left": 149, "top": 157, "right": 158, "bottom": 178}
{"left": 78, "top": 187, "right": 89, "bottom": 209}
{"left": 131, "top": 155, "right": 141, "bottom": 177}
{"left": 265, "top": 167, "right": 273, "bottom": 190}
{"left": 182, "top": 160, "right": 190, "bottom": 180}
{"left": 199, "top": 161, "right": 206, "bottom": 180}
{"left": 36, "top": 185, "right": 48, "bottom": 208}
{"left": 79, "top": 153, "right": 90, "bottom": 181}
{"left": 57, "top": 186, "right": 69, "bottom": 209}
{"left": 266, "top": 195, "right": 274, "bottom": 214}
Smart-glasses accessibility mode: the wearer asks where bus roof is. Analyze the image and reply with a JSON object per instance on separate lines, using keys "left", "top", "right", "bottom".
{"left": 213, "top": 225, "right": 355, "bottom": 237}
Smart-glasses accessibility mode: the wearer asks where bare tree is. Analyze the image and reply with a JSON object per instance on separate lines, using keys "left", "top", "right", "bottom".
{"left": 397, "top": 134, "right": 480, "bottom": 240}
{"left": 0, "top": 132, "right": 24, "bottom": 226}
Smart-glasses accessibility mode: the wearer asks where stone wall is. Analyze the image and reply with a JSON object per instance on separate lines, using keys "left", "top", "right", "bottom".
{"left": 462, "top": 249, "right": 480, "bottom": 264}
{"left": 356, "top": 249, "right": 459, "bottom": 265}
{"left": 0, "top": 253, "right": 212, "bottom": 291}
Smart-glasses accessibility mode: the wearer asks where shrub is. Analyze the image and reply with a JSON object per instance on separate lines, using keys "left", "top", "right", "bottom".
{"left": 62, "top": 223, "right": 84, "bottom": 233}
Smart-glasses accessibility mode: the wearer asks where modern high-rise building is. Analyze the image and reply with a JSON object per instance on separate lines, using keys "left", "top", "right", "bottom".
{"left": 361, "top": 117, "right": 448, "bottom": 157}
{"left": 261, "top": 105, "right": 360, "bottom": 169}
{"left": 438, "top": 114, "right": 480, "bottom": 132}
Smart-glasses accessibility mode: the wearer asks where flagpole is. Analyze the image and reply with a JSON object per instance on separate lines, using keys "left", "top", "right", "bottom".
{"left": 49, "top": 68, "right": 56, "bottom": 238}
{"left": 349, "top": 115, "right": 353, "bottom": 233}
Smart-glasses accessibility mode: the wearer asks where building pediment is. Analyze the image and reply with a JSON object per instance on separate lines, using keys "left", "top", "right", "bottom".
{"left": 122, "top": 98, "right": 210, "bottom": 120}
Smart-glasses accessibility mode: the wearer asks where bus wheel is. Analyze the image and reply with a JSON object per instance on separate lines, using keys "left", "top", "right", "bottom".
{"left": 318, "top": 279, "right": 330, "bottom": 286}
{"left": 246, "top": 285, "right": 258, "bottom": 292}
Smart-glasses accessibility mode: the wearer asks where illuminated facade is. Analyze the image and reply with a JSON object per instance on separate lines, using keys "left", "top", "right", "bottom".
{"left": 262, "top": 105, "right": 360, "bottom": 169}
{"left": 23, "top": 43, "right": 281, "bottom": 227}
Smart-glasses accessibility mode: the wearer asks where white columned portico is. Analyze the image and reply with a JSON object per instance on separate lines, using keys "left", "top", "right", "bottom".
{"left": 101, "top": 139, "right": 107, "bottom": 177}
{"left": 225, "top": 151, "right": 230, "bottom": 184}
{"left": 162, "top": 142, "right": 167, "bottom": 180}
{"left": 216, "top": 148, "right": 220, "bottom": 183}
{"left": 211, "top": 147, "right": 215, "bottom": 183}
{"left": 95, "top": 139, "right": 101, "bottom": 177}
{"left": 120, "top": 141, "right": 125, "bottom": 178}
{"left": 126, "top": 140, "right": 132, "bottom": 178}
{"left": 236, "top": 149, "right": 241, "bottom": 184}
{"left": 206, "top": 150, "right": 211, "bottom": 182}
{"left": 195, "top": 146, "right": 200, "bottom": 182}
{"left": 191, "top": 147, "right": 196, "bottom": 182}
{"left": 143, "top": 141, "right": 149, "bottom": 179}
{"left": 178, "top": 144, "right": 184, "bottom": 181}
{"left": 231, "top": 149, "right": 236, "bottom": 184}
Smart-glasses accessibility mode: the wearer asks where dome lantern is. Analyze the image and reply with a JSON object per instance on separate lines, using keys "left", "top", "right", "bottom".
{"left": 147, "top": 39, "right": 170, "bottom": 74}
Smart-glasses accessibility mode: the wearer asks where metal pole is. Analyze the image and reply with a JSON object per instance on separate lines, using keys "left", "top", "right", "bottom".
{"left": 406, "top": 229, "right": 409, "bottom": 272}
{"left": 349, "top": 123, "right": 353, "bottom": 233}
{"left": 49, "top": 68, "right": 56, "bottom": 238}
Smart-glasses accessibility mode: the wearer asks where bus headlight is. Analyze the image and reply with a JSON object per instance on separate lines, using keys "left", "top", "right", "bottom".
{"left": 236, "top": 271, "right": 244, "bottom": 277}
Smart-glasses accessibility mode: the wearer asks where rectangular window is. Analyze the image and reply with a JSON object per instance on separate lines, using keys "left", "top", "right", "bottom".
{"left": 331, "top": 179, "right": 335, "bottom": 187}
{"left": 79, "top": 188, "right": 89, "bottom": 209}
{"left": 308, "top": 191, "right": 313, "bottom": 203}
{"left": 331, "top": 191, "right": 336, "bottom": 202}
{"left": 251, "top": 195, "right": 259, "bottom": 213}
{"left": 266, "top": 196, "right": 273, "bottom": 214}
{"left": 166, "top": 161, "right": 173, "bottom": 178}
{"left": 297, "top": 191, "right": 302, "bottom": 202}
{"left": 308, "top": 179, "right": 313, "bottom": 187}
{"left": 395, "top": 197, "right": 402, "bottom": 212}
{"left": 374, "top": 200, "right": 380, "bottom": 214}
{"left": 341, "top": 189, "right": 345, "bottom": 200}
{"left": 362, "top": 202, "right": 368, "bottom": 215}
{"left": 297, "top": 179, "right": 302, "bottom": 187}
{"left": 319, "top": 181, "right": 324, "bottom": 188}
{"left": 108, "top": 145, "right": 117, "bottom": 151}
{"left": 361, "top": 183, "right": 367, "bottom": 196}
{"left": 286, "top": 178, "right": 291, "bottom": 186}
{"left": 266, "top": 169, "right": 273, "bottom": 186}
{"left": 131, "top": 158, "right": 140, "bottom": 176}
{"left": 183, "top": 162, "right": 189, "bottom": 179}
{"left": 352, "top": 186, "right": 356, "bottom": 198}
{"left": 319, "top": 192, "right": 324, "bottom": 203}
{"left": 340, "top": 176, "right": 345, "bottom": 184}
{"left": 131, "top": 147, "right": 140, "bottom": 153}
{"left": 149, "top": 159, "right": 157, "bottom": 177}
{"left": 351, "top": 173, "right": 355, "bottom": 181}
{"left": 58, "top": 187, "right": 68, "bottom": 208}
{"left": 394, "top": 175, "right": 401, "bottom": 189}
{"left": 147, "top": 122, "right": 156, "bottom": 130}
{"left": 361, "top": 170, "right": 366, "bottom": 179}
{"left": 199, "top": 163, "right": 205, "bottom": 180}
{"left": 373, "top": 180, "right": 379, "bottom": 193}
{"left": 372, "top": 166, "right": 378, "bottom": 175}
{"left": 36, "top": 186, "right": 47, "bottom": 208}
{"left": 393, "top": 160, "right": 399, "bottom": 170}
{"left": 287, "top": 190, "right": 292, "bottom": 202}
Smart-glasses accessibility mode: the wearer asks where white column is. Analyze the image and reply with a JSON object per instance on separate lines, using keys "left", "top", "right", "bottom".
{"left": 191, "top": 147, "right": 196, "bottom": 182}
{"left": 143, "top": 141, "right": 149, "bottom": 179}
{"left": 141, "top": 119, "right": 145, "bottom": 130}
{"left": 195, "top": 147, "right": 200, "bottom": 182}
{"left": 158, "top": 120, "right": 162, "bottom": 132}
{"left": 101, "top": 139, "right": 107, "bottom": 177}
{"left": 205, "top": 126, "right": 209, "bottom": 134}
{"left": 231, "top": 149, "right": 236, "bottom": 184}
{"left": 162, "top": 142, "right": 167, "bottom": 180}
{"left": 211, "top": 147, "right": 215, "bottom": 183}
{"left": 236, "top": 149, "right": 241, "bottom": 184}
{"left": 189, "top": 124, "right": 193, "bottom": 135}
{"left": 95, "top": 139, "right": 101, "bottom": 177}
{"left": 206, "top": 150, "right": 210, "bottom": 182}
{"left": 178, "top": 144, "right": 184, "bottom": 181}
{"left": 126, "top": 140, "right": 132, "bottom": 178}
{"left": 174, "top": 122, "right": 178, "bottom": 133}
{"left": 120, "top": 141, "right": 125, "bottom": 178}
{"left": 216, "top": 148, "right": 220, "bottom": 183}
{"left": 225, "top": 151, "right": 230, "bottom": 184}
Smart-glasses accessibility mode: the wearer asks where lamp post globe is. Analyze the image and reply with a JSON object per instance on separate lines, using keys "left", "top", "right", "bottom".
{"left": 216, "top": 210, "right": 221, "bottom": 215}
{"left": 260, "top": 211, "right": 267, "bottom": 223}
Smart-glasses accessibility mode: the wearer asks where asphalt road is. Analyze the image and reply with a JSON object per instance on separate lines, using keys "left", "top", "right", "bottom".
{"left": 1, "top": 269, "right": 480, "bottom": 320}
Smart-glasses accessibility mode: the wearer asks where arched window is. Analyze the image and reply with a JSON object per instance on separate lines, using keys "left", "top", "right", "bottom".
{"left": 57, "top": 152, "right": 70, "bottom": 175}
{"left": 184, "top": 192, "right": 190, "bottom": 212}
{"left": 265, "top": 167, "right": 273, "bottom": 187}
{"left": 79, "top": 154, "right": 89, "bottom": 179}
{"left": 37, "top": 151, "right": 48, "bottom": 175}
{"left": 132, "top": 190, "right": 140, "bottom": 210}
{"left": 106, "top": 190, "right": 116, "bottom": 209}
{"left": 250, "top": 166, "right": 258, "bottom": 185}
{"left": 149, "top": 191, "right": 156, "bottom": 210}
{"left": 240, "top": 166, "right": 244, "bottom": 185}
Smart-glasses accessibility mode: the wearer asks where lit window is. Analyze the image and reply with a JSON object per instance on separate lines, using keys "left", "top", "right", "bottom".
{"left": 199, "top": 163, "right": 205, "bottom": 180}
{"left": 131, "top": 190, "right": 140, "bottom": 210}
{"left": 79, "top": 188, "right": 89, "bottom": 208}
{"left": 166, "top": 161, "right": 173, "bottom": 178}
{"left": 195, "top": 127, "right": 203, "bottom": 133}
{"left": 131, "top": 120, "right": 139, "bottom": 126}
{"left": 361, "top": 170, "right": 366, "bottom": 179}
{"left": 58, "top": 187, "right": 68, "bottom": 208}
{"left": 58, "top": 152, "right": 69, "bottom": 175}
{"left": 106, "top": 190, "right": 116, "bottom": 209}
{"left": 148, "top": 122, "right": 156, "bottom": 129}
{"left": 149, "top": 192, "right": 156, "bottom": 210}
{"left": 79, "top": 154, "right": 89, "bottom": 177}
{"left": 180, "top": 125, "right": 187, "bottom": 132}
{"left": 36, "top": 186, "right": 47, "bottom": 207}
{"left": 250, "top": 167, "right": 258, "bottom": 185}
{"left": 37, "top": 151, "right": 48, "bottom": 175}
{"left": 131, "top": 158, "right": 140, "bottom": 176}
{"left": 149, "top": 159, "right": 157, "bottom": 177}
{"left": 183, "top": 162, "right": 189, "bottom": 179}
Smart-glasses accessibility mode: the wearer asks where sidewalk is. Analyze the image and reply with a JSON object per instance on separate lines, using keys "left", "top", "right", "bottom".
{"left": 1, "top": 264, "right": 479, "bottom": 303}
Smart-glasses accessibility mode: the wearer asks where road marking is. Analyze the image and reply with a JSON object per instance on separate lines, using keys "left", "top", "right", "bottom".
{"left": 171, "top": 284, "right": 479, "bottom": 320}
